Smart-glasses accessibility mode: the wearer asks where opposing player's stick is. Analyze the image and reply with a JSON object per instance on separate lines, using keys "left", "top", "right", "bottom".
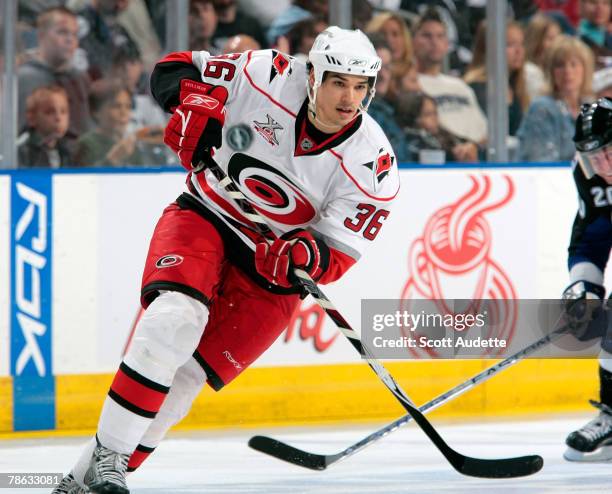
{"left": 199, "top": 154, "right": 543, "bottom": 478}
{"left": 249, "top": 318, "right": 572, "bottom": 470}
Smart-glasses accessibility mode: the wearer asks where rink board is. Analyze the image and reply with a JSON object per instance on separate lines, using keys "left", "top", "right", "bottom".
{"left": 0, "top": 164, "right": 609, "bottom": 434}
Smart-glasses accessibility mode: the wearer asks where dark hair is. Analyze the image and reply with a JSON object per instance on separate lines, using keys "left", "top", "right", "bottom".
{"left": 395, "top": 91, "right": 436, "bottom": 128}
{"left": 413, "top": 6, "right": 445, "bottom": 34}
{"left": 287, "top": 17, "right": 325, "bottom": 55}
{"left": 89, "top": 79, "right": 132, "bottom": 116}
{"left": 367, "top": 32, "right": 391, "bottom": 52}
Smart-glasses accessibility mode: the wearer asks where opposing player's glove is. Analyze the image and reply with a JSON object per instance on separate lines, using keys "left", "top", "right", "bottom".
{"left": 562, "top": 280, "right": 606, "bottom": 341}
{"left": 164, "top": 79, "right": 227, "bottom": 171}
{"left": 255, "top": 229, "right": 330, "bottom": 288}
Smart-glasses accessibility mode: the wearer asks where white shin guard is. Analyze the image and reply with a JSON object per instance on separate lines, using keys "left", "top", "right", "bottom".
{"left": 97, "top": 291, "right": 208, "bottom": 454}
{"left": 124, "top": 291, "right": 209, "bottom": 386}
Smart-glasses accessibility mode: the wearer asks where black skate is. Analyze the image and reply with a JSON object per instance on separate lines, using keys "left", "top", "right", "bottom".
{"left": 564, "top": 400, "right": 612, "bottom": 462}
{"left": 83, "top": 440, "right": 130, "bottom": 494}
{"left": 51, "top": 472, "right": 88, "bottom": 493}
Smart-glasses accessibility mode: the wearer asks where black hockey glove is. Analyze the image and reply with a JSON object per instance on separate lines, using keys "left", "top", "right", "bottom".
{"left": 562, "top": 280, "right": 607, "bottom": 341}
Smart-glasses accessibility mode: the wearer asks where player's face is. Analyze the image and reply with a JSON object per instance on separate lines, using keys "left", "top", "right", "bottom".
{"left": 315, "top": 73, "right": 369, "bottom": 131}
{"left": 31, "top": 93, "right": 69, "bottom": 141}
{"left": 582, "top": 145, "right": 612, "bottom": 184}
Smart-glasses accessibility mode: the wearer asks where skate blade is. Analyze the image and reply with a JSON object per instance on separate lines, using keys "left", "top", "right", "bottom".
{"left": 87, "top": 482, "right": 128, "bottom": 494}
{"left": 564, "top": 445, "right": 612, "bottom": 462}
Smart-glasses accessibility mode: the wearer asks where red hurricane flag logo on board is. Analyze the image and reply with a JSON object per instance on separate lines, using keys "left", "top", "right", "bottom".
{"left": 400, "top": 175, "right": 518, "bottom": 358}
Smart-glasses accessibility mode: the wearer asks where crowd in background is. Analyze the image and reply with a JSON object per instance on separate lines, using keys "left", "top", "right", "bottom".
{"left": 6, "top": 0, "right": 612, "bottom": 168}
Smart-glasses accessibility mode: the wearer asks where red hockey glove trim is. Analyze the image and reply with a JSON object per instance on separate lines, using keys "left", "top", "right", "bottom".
{"left": 163, "top": 80, "right": 228, "bottom": 171}
{"left": 254, "top": 230, "right": 330, "bottom": 288}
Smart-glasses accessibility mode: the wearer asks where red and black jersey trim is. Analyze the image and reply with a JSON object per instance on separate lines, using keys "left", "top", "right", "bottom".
{"left": 150, "top": 60, "right": 203, "bottom": 113}
{"left": 127, "top": 444, "right": 156, "bottom": 472}
{"left": 193, "top": 350, "right": 225, "bottom": 391}
{"left": 108, "top": 362, "right": 170, "bottom": 419}
{"left": 176, "top": 192, "right": 305, "bottom": 296}
{"left": 294, "top": 99, "right": 362, "bottom": 157}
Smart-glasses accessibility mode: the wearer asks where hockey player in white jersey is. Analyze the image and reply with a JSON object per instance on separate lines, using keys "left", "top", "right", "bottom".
{"left": 562, "top": 98, "right": 612, "bottom": 462}
{"left": 52, "top": 27, "right": 399, "bottom": 493}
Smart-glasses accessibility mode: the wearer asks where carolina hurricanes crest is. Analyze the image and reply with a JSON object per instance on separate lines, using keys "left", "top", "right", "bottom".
{"left": 400, "top": 175, "right": 517, "bottom": 358}
{"left": 362, "top": 148, "right": 394, "bottom": 188}
{"left": 227, "top": 153, "right": 317, "bottom": 226}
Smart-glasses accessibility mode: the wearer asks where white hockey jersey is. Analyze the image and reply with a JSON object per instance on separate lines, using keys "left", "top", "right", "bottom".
{"left": 155, "top": 49, "right": 400, "bottom": 287}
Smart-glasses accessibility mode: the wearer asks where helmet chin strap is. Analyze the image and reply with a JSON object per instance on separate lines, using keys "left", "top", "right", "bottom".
{"left": 307, "top": 80, "right": 368, "bottom": 132}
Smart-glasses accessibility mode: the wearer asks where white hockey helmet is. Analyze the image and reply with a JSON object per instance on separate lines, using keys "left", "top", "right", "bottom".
{"left": 307, "top": 26, "right": 382, "bottom": 116}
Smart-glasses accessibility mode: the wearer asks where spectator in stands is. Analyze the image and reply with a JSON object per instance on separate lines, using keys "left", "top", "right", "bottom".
{"left": 535, "top": 0, "right": 580, "bottom": 28}
{"left": 385, "top": 61, "right": 421, "bottom": 106}
{"left": 276, "top": 17, "right": 327, "bottom": 60}
{"left": 577, "top": 0, "right": 612, "bottom": 56}
{"left": 74, "top": 79, "right": 149, "bottom": 167}
{"left": 108, "top": 47, "right": 173, "bottom": 165}
{"left": 222, "top": 34, "right": 260, "bottom": 53}
{"left": 524, "top": 14, "right": 562, "bottom": 100}
{"left": 78, "top": 0, "right": 141, "bottom": 81}
{"left": 238, "top": 0, "right": 291, "bottom": 30}
{"left": 401, "top": 0, "right": 481, "bottom": 75}
{"left": 366, "top": 12, "right": 413, "bottom": 77}
{"left": 396, "top": 91, "right": 479, "bottom": 163}
{"left": 367, "top": 34, "right": 407, "bottom": 161}
{"left": 211, "top": 0, "right": 266, "bottom": 51}
{"left": 464, "top": 20, "right": 530, "bottom": 136}
{"left": 189, "top": 0, "right": 218, "bottom": 53}
{"left": 366, "top": 12, "right": 414, "bottom": 109}
{"left": 116, "top": 0, "right": 162, "bottom": 71}
{"left": 18, "top": 85, "right": 73, "bottom": 168}
{"left": 517, "top": 35, "right": 594, "bottom": 161}
{"left": 17, "top": 6, "right": 90, "bottom": 146}
{"left": 400, "top": 63, "right": 421, "bottom": 92}
{"left": 352, "top": 0, "right": 374, "bottom": 31}
{"left": 593, "top": 66, "right": 612, "bottom": 97}
{"left": 266, "top": 0, "right": 327, "bottom": 48}
{"left": 412, "top": 7, "right": 487, "bottom": 144}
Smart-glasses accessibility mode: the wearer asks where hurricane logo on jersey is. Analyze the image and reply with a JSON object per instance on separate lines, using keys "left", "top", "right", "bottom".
{"left": 269, "top": 50, "right": 293, "bottom": 82}
{"left": 362, "top": 148, "right": 394, "bottom": 188}
{"left": 227, "top": 153, "right": 317, "bottom": 225}
{"left": 155, "top": 254, "right": 184, "bottom": 268}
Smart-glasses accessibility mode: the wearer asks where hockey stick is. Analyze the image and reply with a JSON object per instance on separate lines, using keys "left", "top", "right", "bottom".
{"left": 249, "top": 318, "right": 571, "bottom": 470}
{"left": 199, "top": 154, "right": 543, "bottom": 478}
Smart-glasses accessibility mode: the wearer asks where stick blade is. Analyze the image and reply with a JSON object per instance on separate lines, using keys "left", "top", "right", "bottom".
{"left": 458, "top": 454, "right": 544, "bottom": 478}
{"left": 248, "top": 435, "right": 329, "bottom": 470}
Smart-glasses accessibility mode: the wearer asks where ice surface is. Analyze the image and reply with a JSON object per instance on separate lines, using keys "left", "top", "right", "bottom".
{"left": 1, "top": 416, "right": 610, "bottom": 493}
